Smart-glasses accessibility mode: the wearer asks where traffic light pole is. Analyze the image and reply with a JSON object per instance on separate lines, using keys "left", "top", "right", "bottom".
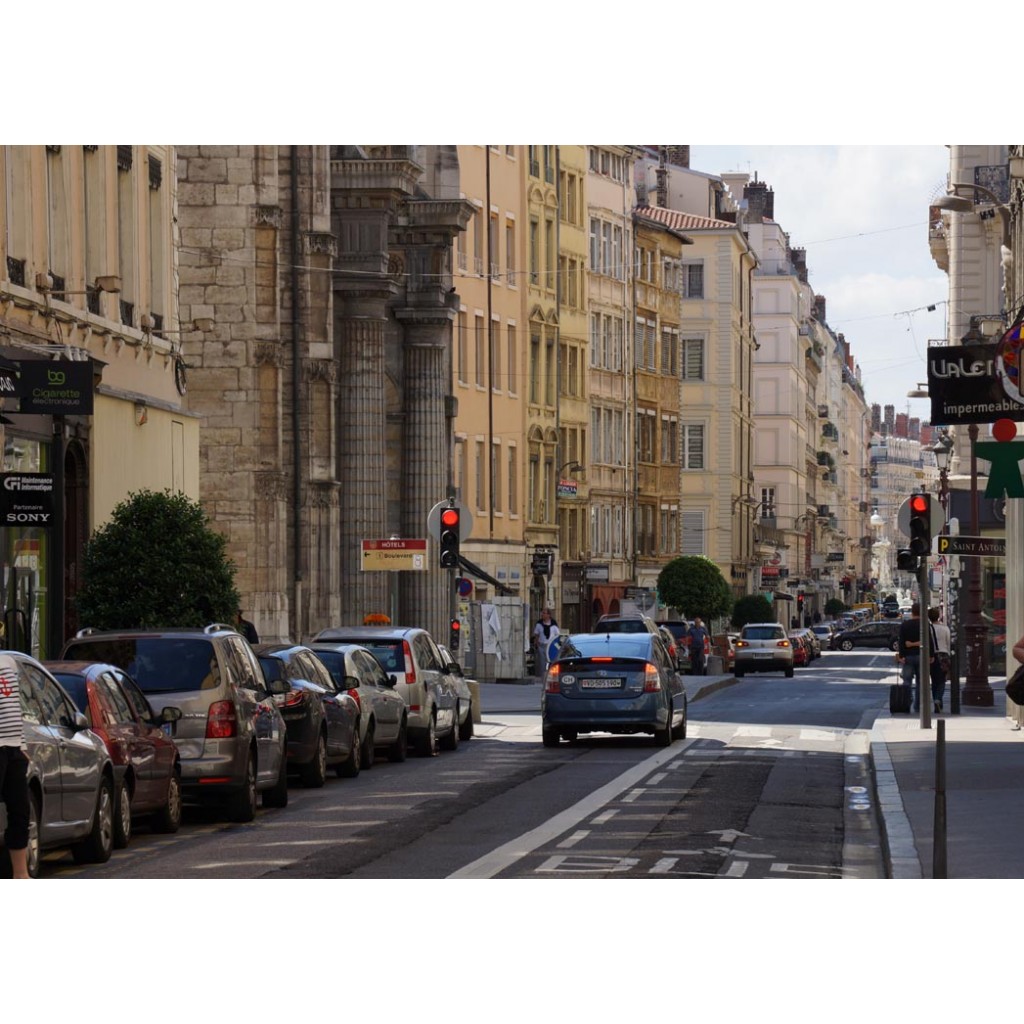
{"left": 918, "top": 556, "right": 931, "bottom": 731}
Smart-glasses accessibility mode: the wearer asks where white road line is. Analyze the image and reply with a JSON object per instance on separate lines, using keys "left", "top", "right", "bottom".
{"left": 447, "top": 740, "right": 693, "bottom": 878}
{"left": 557, "top": 830, "right": 590, "bottom": 849}
{"left": 724, "top": 861, "right": 749, "bottom": 877}
{"left": 591, "top": 809, "right": 618, "bottom": 825}
{"left": 648, "top": 772, "right": 667, "bottom": 785}
{"left": 622, "top": 788, "right": 646, "bottom": 803}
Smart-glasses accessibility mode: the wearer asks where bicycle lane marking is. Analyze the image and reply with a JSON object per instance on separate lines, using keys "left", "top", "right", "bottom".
{"left": 447, "top": 739, "right": 695, "bottom": 878}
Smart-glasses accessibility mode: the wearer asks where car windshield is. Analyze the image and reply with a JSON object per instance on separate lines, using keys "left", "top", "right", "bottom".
{"left": 61, "top": 638, "right": 219, "bottom": 693}
{"left": 257, "top": 657, "right": 285, "bottom": 681}
{"left": 559, "top": 635, "right": 652, "bottom": 659}
{"left": 743, "top": 626, "right": 784, "bottom": 640}
{"left": 349, "top": 641, "right": 403, "bottom": 673}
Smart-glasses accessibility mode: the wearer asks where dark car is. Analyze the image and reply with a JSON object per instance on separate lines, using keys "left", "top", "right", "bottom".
{"left": 45, "top": 661, "right": 183, "bottom": 847}
{"left": 541, "top": 632, "right": 687, "bottom": 748}
{"left": 253, "top": 644, "right": 362, "bottom": 785}
{"left": 61, "top": 625, "right": 289, "bottom": 822}
{"left": 833, "top": 621, "right": 901, "bottom": 652}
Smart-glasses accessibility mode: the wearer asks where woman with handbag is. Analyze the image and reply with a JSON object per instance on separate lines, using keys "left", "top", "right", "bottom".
{"left": 928, "top": 608, "right": 952, "bottom": 713}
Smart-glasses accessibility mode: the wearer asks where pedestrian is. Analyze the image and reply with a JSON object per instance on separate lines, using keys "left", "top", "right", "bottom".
{"left": 0, "top": 656, "right": 31, "bottom": 879}
{"left": 813, "top": 610, "right": 822, "bottom": 625}
{"left": 532, "top": 608, "right": 559, "bottom": 679}
{"left": 928, "top": 607, "right": 952, "bottom": 713}
{"left": 236, "top": 609, "right": 259, "bottom": 644}
{"left": 897, "top": 602, "right": 924, "bottom": 712}
{"left": 687, "top": 617, "right": 709, "bottom": 676}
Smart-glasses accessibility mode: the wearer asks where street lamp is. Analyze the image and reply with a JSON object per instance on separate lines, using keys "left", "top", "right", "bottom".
{"left": 930, "top": 431, "right": 958, "bottom": 714}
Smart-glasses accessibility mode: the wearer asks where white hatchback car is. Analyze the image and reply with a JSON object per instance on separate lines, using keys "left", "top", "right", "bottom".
{"left": 734, "top": 622, "right": 795, "bottom": 678}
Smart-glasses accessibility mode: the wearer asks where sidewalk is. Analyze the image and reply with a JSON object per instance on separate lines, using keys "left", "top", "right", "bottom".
{"left": 871, "top": 673, "right": 1024, "bottom": 879}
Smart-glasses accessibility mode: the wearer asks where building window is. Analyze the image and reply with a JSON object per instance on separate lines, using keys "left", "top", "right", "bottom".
{"left": 475, "top": 441, "right": 486, "bottom": 511}
{"left": 529, "top": 330, "right": 541, "bottom": 404}
{"left": 491, "top": 441, "right": 502, "bottom": 512}
{"left": 507, "top": 323, "right": 517, "bottom": 395}
{"left": 455, "top": 439, "right": 466, "bottom": 503}
{"left": 490, "top": 318, "right": 500, "bottom": 391}
{"left": 472, "top": 208, "right": 484, "bottom": 276}
{"left": 682, "top": 338, "right": 704, "bottom": 381}
{"left": 117, "top": 144, "right": 136, "bottom": 317}
{"left": 475, "top": 315, "right": 485, "bottom": 387}
{"left": 660, "top": 506, "right": 679, "bottom": 555}
{"left": 661, "top": 326, "right": 678, "bottom": 376}
{"left": 661, "top": 416, "right": 678, "bottom": 463}
{"left": 544, "top": 218, "right": 555, "bottom": 291}
{"left": 682, "top": 261, "right": 704, "bottom": 299}
{"left": 545, "top": 332, "right": 556, "bottom": 406}
{"left": 148, "top": 151, "right": 165, "bottom": 323}
{"left": 508, "top": 446, "right": 518, "bottom": 515}
{"left": 637, "top": 409, "right": 656, "bottom": 463}
{"left": 760, "top": 487, "right": 776, "bottom": 518}
{"left": 529, "top": 219, "right": 539, "bottom": 286}
{"left": 682, "top": 510, "right": 705, "bottom": 556}
{"left": 612, "top": 225, "right": 623, "bottom": 280}
{"left": 682, "top": 424, "right": 705, "bottom": 470}
{"left": 589, "top": 218, "right": 600, "bottom": 272}
{"left": 505, "top": 220, "right": 516, "bottom": 286}
{"left": 457, "top": 311, "right": 467, "bottom": 383}
{"left": 489, "top": 213, "right": 499, "bottom": 278}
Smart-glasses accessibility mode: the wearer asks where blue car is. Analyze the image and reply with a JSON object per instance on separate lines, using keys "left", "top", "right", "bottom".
{"left": 541, "top": 633, "right": 687, "bottom": 748}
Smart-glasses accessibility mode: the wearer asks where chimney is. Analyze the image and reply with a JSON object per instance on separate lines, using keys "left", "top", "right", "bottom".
{"left": 666, "top": 145, "right": 690, "bottom": 168}
{"left": 743, "top": 176, "right": 775, "bottom": 221}
{"left": 656, "top": 148, "right": 668, "bottom": 208}
{"left": 813, "top": 294, "right": 826, "bottom": 323}
{"left": 790, "top": 247, "right": 808, "bottom": 283}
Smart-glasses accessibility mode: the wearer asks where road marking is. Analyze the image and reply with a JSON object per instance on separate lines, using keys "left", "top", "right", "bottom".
{"left": 557, "top": 830, "right": 590, "bottom": 849}
{"left": 648, "top": 772, "right": 667, "bottom": 785}
{"left": 447, "top": 740, "right": 692, "bottom": 878}
{"left": 622, "top": 788, "right": 646, "bottom": 803}
{"left": 591, "top": 810, "right": 618, "bottom": 825}
{"left": 724, "top": 861, "right": 749, "bottom": 877}
{"left": 535, "top": 854, "right": 640, "bottom": 874}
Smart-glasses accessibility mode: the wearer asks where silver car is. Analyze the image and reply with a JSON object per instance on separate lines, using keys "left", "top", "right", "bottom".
{"left": 437, "top": 644, "right": 475, "bottom": 741}
{"left": 733, "top": 622, "right": 795, "bottom": 677}
{"left": 0, "top": 651, "right": 116, "bottom": 877}
{"left": 61, "top": 625, "right": 288, "bottom": 822}
{"left": 312, "top": 627, "right": 459, "bottom": 756}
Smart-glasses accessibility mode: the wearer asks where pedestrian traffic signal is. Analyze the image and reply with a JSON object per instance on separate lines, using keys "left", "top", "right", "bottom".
{"left": 908, "top": 493, "right": 931, "bottom": 556}
{"left": 797, "top": 591, "right": 805, "bottom": 614}
{"left": 450, "top": 618, "right": 461, "bottom": 651}
{"left": 439, "top": 506, "right": 461, "bottom": 569}
{"left": 896, "top": 549, "right": 919, "bottom": 571}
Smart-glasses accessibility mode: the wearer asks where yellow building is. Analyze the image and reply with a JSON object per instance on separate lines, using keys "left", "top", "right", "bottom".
{"left": 452, "top": 146, "right": 527, "bottom": 600}
{"left": 0, "top": 145, "right": 199, "bottom": 655}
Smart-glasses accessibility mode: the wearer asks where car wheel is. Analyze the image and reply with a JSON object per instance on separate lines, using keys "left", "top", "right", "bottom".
{"left": 361, "top": 722, "right": 376, "bottom": 770}
{"left": 338, "top": 726, "right": 363, "bottom": 778}
{"left": 654, "top": 712, "right": 673, "bottom": 747}
{"left": 262, "top": 750, "right": 289, "bottom": 809}
{"left": 301, "top": 731, "right": 328, "bottom": 788}
{"left": 785, "top": 666, "right": 795, "bottom": 678}
{"left": 113, "top": 777, "right": 133, "bottom": 849}
{"left": 388, "top": 717, "right": 408, "bottom": 762}
{"left": 416, "top": 712, "right": 438, "bottom": 757}
{"left": 154, "top": 771, "right": 183, "bottom": 832}
{"left": 226, "top": 751, "right": 258, "bottom": 823}
{"left": 440, "top": 703, "right": 460, "bottom": 751}
{"left": 562, "top": 729, "right": 578, "bottom": 743}
{"left": 73, "top": 775, "right": 114, "bottom": 864}
{"left": 26, "top": 789, "right": 40, "bottom": 878}
{"left": 841, "top": 640, "right": 854, "bottom": 651}
{"left": 458, "top": 703, "right": 474, "bottom": 741}
{"left": 542, "top": 725, "right": 561, "bottom": 748}
{"left": 671, "top": 702, "right": 687, "bottom": 740}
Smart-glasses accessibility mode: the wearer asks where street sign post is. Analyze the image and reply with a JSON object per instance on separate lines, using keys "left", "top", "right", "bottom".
{"left": 936, "top": 536, "right": 1006, "bottom": 558}
{"left": 360, "top": 538, "right": 428, "bottom": 571}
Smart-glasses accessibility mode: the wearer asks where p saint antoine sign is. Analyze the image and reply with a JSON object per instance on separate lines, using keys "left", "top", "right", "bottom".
{"left": 927, "top": 323, "right": 1023, "bottom": 426}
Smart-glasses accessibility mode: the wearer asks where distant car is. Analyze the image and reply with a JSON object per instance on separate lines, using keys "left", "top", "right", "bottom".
{"left": 541, "top": 632, "right": 687, "bottom": 747}
{"left": 810, "top": 624, "right": 835, "bottom": 650}
{"left": 253, "top": 644, "right": 362, "bottom": 784}
{"left": 594, "top": 615, "right": 660, "bottom": 636}
{"left": 61, "top": 625, "right": 289, "bottom": 822}
{"left": 789, "top": 633, "right": 810, "bottom": 667}
{"left": 657, "top": 625, "right": 685, "bottom": 672}
{"left": 833, "top": 621, "right": 901, "bottom": 652}
{"left": 795, "top": 628, "right": 821, "bottom": 660}
{"left": 882, "top": 601, "right": 901, "bottom": 619}
{"left": 1, "top": 652, "right": 116, "bottom": 877}
{"left": 307, "top": 642, "right": 409, "bottom": 762}
{"left": 734, "top": 623, "right": 794, "bottom": 677}
{"left": 436, "top": 645, "right": 475, "bottom": 741}
{"left": 45, "top": 660, "right": 183, "bottom": 847}
{"left": 656, "top": 620, "right": 710, "bottom": 672}
{"left": 711, "top": 632, "right": 737, "bottom": 671}
{"left": 311, "top": 626, "right": 459, "bottom": 756}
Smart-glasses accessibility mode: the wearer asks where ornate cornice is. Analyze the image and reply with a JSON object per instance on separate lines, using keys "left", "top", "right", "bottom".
{"left": 308, "top": 359, "right": 337, "bottom": 383}
{"left": 253, "top": 205, "right": 282, "bottom": 228}
{"left": 304, "top": 232, "right": 337, "bottom": 257}
{"left": 254, "top": 342, "right": 282, "bottom": 367}
{"left": 255, "top": 471, "right": 288, "bottom": 502}
{"left": 309, "top": 481, "right": 340, "bottom": 508}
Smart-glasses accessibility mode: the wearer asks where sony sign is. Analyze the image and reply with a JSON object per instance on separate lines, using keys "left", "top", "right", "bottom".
{"left": 0, "top": 473, "right": 55, "bottom": 528}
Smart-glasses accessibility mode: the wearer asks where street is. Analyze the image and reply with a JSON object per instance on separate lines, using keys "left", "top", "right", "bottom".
{"left": 37, "top": 649, "right": 894, "bottom": 880}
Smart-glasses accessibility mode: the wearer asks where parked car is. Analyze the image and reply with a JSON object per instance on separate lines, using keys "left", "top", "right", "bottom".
{"left": 833, "top": 621, "right": 901, "bottom": 652}
{"left": 253, "top": 644, "right": 362, "bottom": 784}
{"left": 61, "top": 624, "right": 289, "bottom": 822}
{"left": 311, "top": 626, "right": 459, "bottom": 756}
{"left": 711, "top": 632, "right": 737, "bottom": 671}
{"left": 437, "top": 644, "right": 475, "bottom": 741}
{"left": 657, "top": 625, "right": 685, "bottom": 672}
{"left": 45, "top": 660, "right": 183, "bottom": 846}
{"left": 734, "top": 623, "right": 794, "bottom": 677}
{"left": 882, "top": 600, "right": 902, "bottom": 619}
{"left": 657, "top": 619, "right": 711, "bottom": 672}
{"left": 795, "top": 628, "right": 821, "bottom": 660}
{"left": 306, "top": 641, "right": 409, "bottom": 762}
{"left": 0, "top": 651, "right": 116, "bottom": 877}
{"left": 594, "top": 614, "right": 660, "bottom": 636}
{"left": 810, "top": 624, "right": 836, "bottom": 650}
{"left": 541, "top": 632, "right": 687, "bottom": 747}
{"left": 789, "top": 632, "right": 810, "bottom": 667}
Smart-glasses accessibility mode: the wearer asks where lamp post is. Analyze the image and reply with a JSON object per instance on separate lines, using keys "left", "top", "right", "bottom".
{"left": 963, "top": 417, "right": 994, "bottom": 705}
{"left": 931, "top": 434, "right": 959, "bottom": 714}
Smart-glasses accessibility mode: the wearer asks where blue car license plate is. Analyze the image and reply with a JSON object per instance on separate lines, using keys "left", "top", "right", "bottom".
{"left": 580, "top": 678, "right": 623, "bottom": 689}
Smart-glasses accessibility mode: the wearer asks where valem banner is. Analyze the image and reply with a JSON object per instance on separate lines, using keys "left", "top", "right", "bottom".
{"left": 927, "top": 338, "right": 1024, "bottom": 425}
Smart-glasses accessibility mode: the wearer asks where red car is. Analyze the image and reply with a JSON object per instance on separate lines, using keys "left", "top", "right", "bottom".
{"left": 45, "top": 661, "right": 183, "bottom": 847}
{"left": 788, "top": 633, "right": 810, "bottom": 667}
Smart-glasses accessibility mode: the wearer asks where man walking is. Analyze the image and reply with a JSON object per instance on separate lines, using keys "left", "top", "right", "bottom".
{"left": 897, "top": 602, "right": 924, "bottom": 712}
{"left": 687, "top": 617, "right": 709, "bottom": 676}
{"left": 928, "top": 607, "right": 952, "bottom": 713}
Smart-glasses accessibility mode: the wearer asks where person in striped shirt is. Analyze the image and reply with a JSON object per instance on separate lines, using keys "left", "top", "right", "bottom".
{"left": 0, "top": 656, "right": 30, "bottom": 879}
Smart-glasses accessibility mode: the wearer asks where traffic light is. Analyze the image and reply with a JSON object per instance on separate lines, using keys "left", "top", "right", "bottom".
{"left": 797, "top": 591, "right": 805, "bottom": 614}
{"left": 908, "top": 493, "right": 931, "bottom": 556}
{"left": 896, "top": 549, "right": 919, "bottom": 571}
{"left": 439, "top": 505, "right": 461, "bottom": 569}
{"left": 450, "top": 618, "right": 461, "bottom": 651}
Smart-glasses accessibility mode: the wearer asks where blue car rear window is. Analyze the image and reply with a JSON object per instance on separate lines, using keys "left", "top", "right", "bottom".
{"left": 61, "top": 638, "right": 219, "bottom": 693}
{"left": 560, "top": 635, "right": 651, "bottom": 659}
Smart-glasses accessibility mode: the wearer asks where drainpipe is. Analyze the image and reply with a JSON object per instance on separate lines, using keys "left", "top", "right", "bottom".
{"left": 486, "top": 146, "right": 494, "bottom": 538}
{"left": 290, "top": 146, "right": 303, "bottom": 636}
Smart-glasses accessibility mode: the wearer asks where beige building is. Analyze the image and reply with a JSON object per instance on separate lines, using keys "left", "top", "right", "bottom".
{"left": 1, "top": 145, "right": 199, "bottom": 655}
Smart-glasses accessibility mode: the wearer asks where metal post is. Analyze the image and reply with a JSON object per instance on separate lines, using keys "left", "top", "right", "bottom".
{"left": 964, "top": 424, "right": 994, "bottom": 705}
{"left": 919, "top": 557, "right": 931, "bottom": 731}
{"left": 933, "top": 718, "right": 947, "bottom": 878}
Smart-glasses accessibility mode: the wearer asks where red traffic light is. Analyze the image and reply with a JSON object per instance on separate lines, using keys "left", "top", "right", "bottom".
{"left": 909, "top": 495, "right": 929, "bottom": 515}
{"left": 450, "top": 618, "right": 461, "bottom": 631}
{"left": 441, "top": 508, "right": 460, "bottom": 528}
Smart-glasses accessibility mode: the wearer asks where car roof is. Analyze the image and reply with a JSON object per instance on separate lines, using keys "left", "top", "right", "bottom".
{"left": 314, "top": 626, "right": 423, "bottom": 640}
{"left": 69, "top": 624, "right": 241, "bottom": 640}
{"left": 44, "top": 659, "right": 123, "bottom": 678}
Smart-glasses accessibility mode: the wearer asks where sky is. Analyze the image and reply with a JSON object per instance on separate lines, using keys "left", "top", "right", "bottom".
{"left": 689, "top": 145, "right": 951, "bottom": 416}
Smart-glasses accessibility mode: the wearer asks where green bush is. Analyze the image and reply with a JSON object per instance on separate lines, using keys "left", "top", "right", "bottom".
{"left": 730, "top": 594, "right": 774, "bottom": 629}
{"left": 657, "top": 556, "right": 733, "bottom": 623}
{"left": 824, "top": 597, "right": 849, "bottom": 618}
{"left": 75, "top": 490, "right": 240, "bottom": 630}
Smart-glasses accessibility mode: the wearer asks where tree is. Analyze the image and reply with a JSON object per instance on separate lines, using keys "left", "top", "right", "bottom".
{"left": 825, "top": 597, "right": 848, "bottom": 618}
{"left": 731, "top": 594, "right": 774, "bottom": 630}
{"left": 75, "top": 490, "right": 240, "bottom": 630}
{"left": 657, "top": 556, "right": 732, "bottom": 624}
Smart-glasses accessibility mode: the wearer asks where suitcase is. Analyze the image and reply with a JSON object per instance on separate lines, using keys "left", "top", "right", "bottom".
{"left": 889, "top": 684, "right": 911, "bottom": 714}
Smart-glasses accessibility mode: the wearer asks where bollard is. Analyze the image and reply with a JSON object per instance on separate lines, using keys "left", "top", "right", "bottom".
{"left": 933, "top": 719, "right": 947, "bottom": 878}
